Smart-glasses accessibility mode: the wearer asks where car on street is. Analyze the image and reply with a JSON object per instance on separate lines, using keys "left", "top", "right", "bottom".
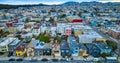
{"left": 41, "top": 58, "right": 49, "bottom": 61}
{"left": 16, "top": 58, "right": 23, "bottom": 61}
{"left": 51, "top": 58, "right": 59, "bottom": 62}
{"left": 8, "top": 58, "right": 15, "bottom": 61}
{"left": 29, "top": 58, "right": 38, "bottom": 62}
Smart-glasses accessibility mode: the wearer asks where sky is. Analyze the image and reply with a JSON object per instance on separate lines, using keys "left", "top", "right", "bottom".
{"left": 0, "top": 0, "right": 120, "bottom": 5}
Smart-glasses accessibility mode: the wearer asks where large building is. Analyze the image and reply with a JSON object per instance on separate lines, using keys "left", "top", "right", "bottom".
{"left": 78, "top": 31, "right": 105, "bottom": 43}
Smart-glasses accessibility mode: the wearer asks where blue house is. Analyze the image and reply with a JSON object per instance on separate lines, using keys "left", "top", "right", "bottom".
{"left": 84, "top": 43, "right": 100, "bottom": 57}
{"left": 91, "top": 21, "right": 98, "bottom": 27}
{"left": 85, "top": 42, "right": 112, "bottom": 57}
{"left": 67, "top": 36, "right": 79, "bottom": 56}
{"left": 94, "top": 42, "right": 112, "bottom": 54}
{"left": 104, "top": 21, "right": 115, "bottom": 27}
{"left": 60, "top": 40, "right": 71, "bottom": 57}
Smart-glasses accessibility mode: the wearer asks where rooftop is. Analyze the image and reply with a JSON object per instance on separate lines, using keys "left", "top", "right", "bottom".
{"left": 0, "top": 38, "right": 16, "bottom": 46}
{"left": 67, "top": 36, "right": 79, "bottom": 47}
{"left": 60, "top": 40, "right": 69, "bottom": 49}
{"left": 9, "top": 39, "right": 21, "bottom": 45}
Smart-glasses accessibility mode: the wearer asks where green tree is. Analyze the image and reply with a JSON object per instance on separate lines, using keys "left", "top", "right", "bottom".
{"left": 60, "top": 14, "right": 66, "bottom": 18}
{"left": 106, "top": 40, "right": 118, "bottom": 51}
{"left": 37, "top": 34, "right": 50, "bottom": 43}
{"left": 78, "top": 12, "right": 82, "bottom": 17}
{"left": 49, "top": 17, "right": 54, "bottom": 23}
{"left": 100, "top": 52, "right": 111, "bottom": 58}
{"left": 83, "top": 55, "right": 88, "bottom": 58}
{"left": 96, "top": 60, "right": 102, "bottom": 63}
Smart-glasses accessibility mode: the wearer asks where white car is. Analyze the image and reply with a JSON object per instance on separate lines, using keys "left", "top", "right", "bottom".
{"left": 83, "top": 58, "right": 92, "bottom": 62}
{"left": 92, "top": 58, "right": 99, "bottom": 62}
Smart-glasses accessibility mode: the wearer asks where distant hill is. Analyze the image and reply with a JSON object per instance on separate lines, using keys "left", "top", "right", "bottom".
{"left": 62, "top": 1, "right": 80, "bottom": 5}
{"left": 0, "top": 1, "right": 120, "bottom": 9}
{"left": 80, "top": 1, "right": 102, "bottom": 4}
{"left": 0, "top": 3, "right": 48, "bottom": 9}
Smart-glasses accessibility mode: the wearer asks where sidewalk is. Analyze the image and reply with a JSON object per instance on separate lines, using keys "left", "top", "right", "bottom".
{"left": 118, "top": 57, "right": 120, "bottom": 62}
{"left": 0, "top": 56, "right": 85, "bottom": 61}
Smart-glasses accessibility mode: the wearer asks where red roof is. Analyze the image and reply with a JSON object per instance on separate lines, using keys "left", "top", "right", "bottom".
{"left": 72, "top": 19, "right": 83, "bottom": 23}
{"left": 34, "top": 26, "right": 39, "bottom": 29}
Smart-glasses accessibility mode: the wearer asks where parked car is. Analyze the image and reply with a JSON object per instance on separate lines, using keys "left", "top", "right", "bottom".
{"left": 60, "top": 58, "right": 68, "bottom": 62}
{"left": 0, "top": 52, "right": 4, "bottom": 55}
{"left": 16, "top": 58, "right": 23, "bottom": 61}
{"left": 92, "top": 58, "right": 99, "bottom": 62}
{"left": 41, "top": 58, "right": 48, "bottom": 61}
{"left": 51, "top": 58, "right": 59, "bottom": 62}
{"left": 83, "top": 58, "right": 92, "bottom": 62}
{"left": 29, "top": 58, "right": 38, "bottom": 62}
{"left": 8, "top": 58, "right": 15, "bottom": 61}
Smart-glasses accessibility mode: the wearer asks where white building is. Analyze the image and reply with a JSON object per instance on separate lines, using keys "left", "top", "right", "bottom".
{"left": 0, "top": 38, "right": 17, "bottom": 52}
{"left": 50, "top": 26, "right": 57, "bottom": 37}
{"left": 78, "top": 31, "right": 103, "bottom": 43}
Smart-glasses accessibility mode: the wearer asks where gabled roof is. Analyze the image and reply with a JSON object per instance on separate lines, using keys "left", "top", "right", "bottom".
{"left": 72, "top": 19, "right": 83, "bottom": 23}
{"left": 60, "top": 40, "right": 69, "bottom": 49}
{"left": 67, "top": 36, "right": 79, "bottom": 48}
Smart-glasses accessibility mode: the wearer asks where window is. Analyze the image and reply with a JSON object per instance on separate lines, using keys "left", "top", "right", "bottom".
{"left": 66, "top": 50, "right": 69, "bottom": 52}
{"left": 61, "top": 50, "right": 64, "bottom": 52}
{"left": 47, "top": 50, "right": 50, "bottom": 53}
{"left": 75, "top": 51, "right": 78, "bottom": 53}
{"left": 76, "top": 48, "right": 78, "bottom": 50}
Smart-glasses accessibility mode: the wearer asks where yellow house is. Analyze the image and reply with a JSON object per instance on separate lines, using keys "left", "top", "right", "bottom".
{"left": 95, "top": 38, "right": 106, "bottom": 42}
{"left": 66, "top": 18, "right": 73, "bottom": 22}
{"left": 15, "top": 45, "right": 26, "bottom": 57}
{"left": 16, "top": 51, "right": 24, "bottom": 56}
{"left": 74, "top": 30, "right": 83, "bottom": 36}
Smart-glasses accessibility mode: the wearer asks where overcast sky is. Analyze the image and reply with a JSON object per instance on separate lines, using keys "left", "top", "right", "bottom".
{"left": 0, "top": 0, "right": 120, "bottom": 5}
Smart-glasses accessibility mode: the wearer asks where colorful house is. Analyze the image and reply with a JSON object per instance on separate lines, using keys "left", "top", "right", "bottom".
{"left": 15, "top": 42, "right": 27, "bottom": 57}
{"left": 65, "top": 28, "right": 72, "bottom": 36}
{"left": 67, "top": 36, "right": 79, "bottom": 56}
{"left": 60, "top": 40, "right": 71, "bottom": 57}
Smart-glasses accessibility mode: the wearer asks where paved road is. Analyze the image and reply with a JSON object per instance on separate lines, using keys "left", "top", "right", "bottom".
{"left": 0, "top": 60, "right": 94, "bottom": 63}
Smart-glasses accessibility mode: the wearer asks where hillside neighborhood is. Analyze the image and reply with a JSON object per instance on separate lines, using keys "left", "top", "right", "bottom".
{"left": 0, "top": 1, "right": 120, "bottom": 63}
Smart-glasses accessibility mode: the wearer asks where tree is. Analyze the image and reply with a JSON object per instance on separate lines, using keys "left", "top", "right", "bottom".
{"left": 37, "top": 34, "right": 50, "bottom": 43}
{"left": 83, "top": 55, "right": 88, "bottom": 58}
{"left": 100, "top": 52, "right": 111, "bottom": 58}
{"left": 98, "top": 23, "right": 102, "bottom": 27}
{"left": 96, "top": 60, "right": 102, "bottom": 63}
{"left": 106, "top": 40, "right": 118, "bottom": 51}
{"left": 60, "top": 14, "right": 66, "bottom": 18}
{"left": 49, "top": 17, "right": 54, "bottom": 23}
{"left": 78, "top": 12, "right": 82, "bottom": 17}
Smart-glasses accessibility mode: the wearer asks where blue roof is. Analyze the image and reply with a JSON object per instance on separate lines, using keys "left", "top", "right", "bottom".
{"left": 9, "top": 39, "right": 20, "bottom": 45}
{"left": 67, "top": 36, "right": 79, "bottom": 48}
{"left": 60, "top": 40, "right": 69, "bottom": 49}
{"left": 104, "top": 22, "right": 115, "bottom": 27}
{"left": 35, "top": 42, "right": 45, "bottom": 49}
{"left": 94, "top": 42, "right": 112, "bottom": 53}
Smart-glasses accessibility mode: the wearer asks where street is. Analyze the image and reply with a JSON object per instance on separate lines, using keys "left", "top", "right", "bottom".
{"left": 0, "top": 60, "right": 95, "bottom": 63}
